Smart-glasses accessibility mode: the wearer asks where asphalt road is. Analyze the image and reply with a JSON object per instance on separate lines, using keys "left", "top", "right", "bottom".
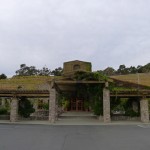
{"left": 0, "top": 124, "right": 150, "bottom": 150}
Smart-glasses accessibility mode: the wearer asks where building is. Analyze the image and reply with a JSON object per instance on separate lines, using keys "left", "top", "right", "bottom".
{"left": 0, "top": 60, "right": 150, "bottom": 123}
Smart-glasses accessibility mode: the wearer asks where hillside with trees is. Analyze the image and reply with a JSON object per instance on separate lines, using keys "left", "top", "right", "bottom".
{"left": 98, "top": 62, "right": 150, "bottom": 76}
{"left": 15, "top": 64, "right": 62, "bottom": 76}
{"left": 0, "top": 62, "right": 149, "bottom": 79}
{"left": 0, "top": 74, "right": 7, "bottom": 79}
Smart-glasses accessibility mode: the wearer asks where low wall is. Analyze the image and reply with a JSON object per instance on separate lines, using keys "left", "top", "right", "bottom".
{"left": 0, "top": 115, "right": 10, "bottom": 120}
{"left": 19, "top": 116, "right": 48, "bottom": 120}
{"left": 111, "top": 115, "right": 140, "bottom": 121}
{"left": 32, "top": 110, "right": 49, "bottom": 117}
{"left": 98, "top": 115, "right": 141, "bottom": 121}
{"left": 19, "top": 110, "right": 49, "bottom": 120}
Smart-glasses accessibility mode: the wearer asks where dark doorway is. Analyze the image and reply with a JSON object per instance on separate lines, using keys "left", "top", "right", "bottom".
{"left": 70, "top": 99, "right": 84, "bottom": 111}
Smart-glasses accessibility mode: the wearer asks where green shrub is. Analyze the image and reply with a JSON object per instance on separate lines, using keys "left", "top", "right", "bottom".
{"left": 62, "top": 100, "right": 70, "bottom": 110}
{"left": 125, "top": 109, "right": 140, "bottom": 117}
{"left": 93, "top": 100, "right": 103, "bottom": 116}
{"left": 42, "top": 103, "right": 49, "bottom": 110}
{"left": 19, "top": 97, "right": 35, "bottom": 118}
{"left": 0, "top": 107, "right": 8, "bottom": 115}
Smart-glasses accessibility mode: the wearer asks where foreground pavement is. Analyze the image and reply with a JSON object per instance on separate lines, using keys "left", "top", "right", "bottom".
{"left": 0, "top": 124, "right": 150, "bottom": 150}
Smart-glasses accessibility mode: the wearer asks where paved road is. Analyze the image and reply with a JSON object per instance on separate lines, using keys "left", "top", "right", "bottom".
{"left": 0, "top": 124, "right": 150, "bottom": 150}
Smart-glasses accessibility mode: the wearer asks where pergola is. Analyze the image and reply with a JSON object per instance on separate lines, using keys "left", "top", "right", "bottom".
{"left": 0, "top": 79, "right": 150, "bottom": 123}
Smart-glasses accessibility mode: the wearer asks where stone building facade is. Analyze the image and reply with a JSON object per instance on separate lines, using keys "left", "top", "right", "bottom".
{"left": 0, "top": 60, "right": 150, "bottom": 123}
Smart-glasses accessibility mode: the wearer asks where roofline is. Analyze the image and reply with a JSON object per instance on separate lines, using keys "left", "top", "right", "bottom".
{"left": 63, "top": 60, "right": 91, "bottom": 64}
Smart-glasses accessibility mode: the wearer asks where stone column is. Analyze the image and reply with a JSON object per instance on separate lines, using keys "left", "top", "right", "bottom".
{"left": 10, "top": 97, "right": 18, "bottom": 122}
{"left": 103, "top": 88, "right": 111, "bottom": 123}
{"left": 49, "top": 88, "right": 57, "bottom": 123}
{"left": 140, "top": 99, "right": 149, "bottom": 123}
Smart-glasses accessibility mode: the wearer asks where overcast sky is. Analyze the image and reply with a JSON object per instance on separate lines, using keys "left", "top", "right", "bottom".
{"left": 0, "top": 0, "right": 150, "bottom": 77}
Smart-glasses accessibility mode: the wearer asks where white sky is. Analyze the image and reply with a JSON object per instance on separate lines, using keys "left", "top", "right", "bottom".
{"left": 0, "top": 0, "right": 150, "bottom": 77}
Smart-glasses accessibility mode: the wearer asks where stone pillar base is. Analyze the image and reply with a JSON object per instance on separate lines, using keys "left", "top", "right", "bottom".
{"left": 103, "top": 88, "right": 111, "bottom": 123}
{"left": 49, "top": 88, "right": 56, "bottom": 123}
{"left": 10, "top": 98, "right": 18, "bottom": 122}
{"left": 140, "top": 99, "right": 149, "bottom": 123}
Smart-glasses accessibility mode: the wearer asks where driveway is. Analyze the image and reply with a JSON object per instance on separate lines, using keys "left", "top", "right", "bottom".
{"left": 0, "top": 124, "right": 150, "bottom": 150}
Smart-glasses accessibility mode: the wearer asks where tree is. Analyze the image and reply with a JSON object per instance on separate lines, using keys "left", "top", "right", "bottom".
{"left": 38, "top": 67, "right": 51, "bottom": 76}
{"left": 0, "top": 74, "right": 7, "bottom": 79}
{"left": 137, "top": 65, "right": 143, "bottom": 73}
{"left": 128, "top": 66, "right": 137, "bottom": 74}
{"left": 15, "top": 64, "right": 53, "bottom": 76}
{"left": 117, "top": 65, "right": 129, "bottom": 75}
{"left": 96, "top": 70, "right": 104, "bottom": 74}
{"left": 16, "top": 64, "right": 39, "bottom": 76}
{"left": 140, "top": 63, "right": 150, "bottom": 73}
{"left": 103, "top": 67, "right": 116, "bottom": 76}
{"left": 51, "top": 67, "right": 63, "bottom": 76}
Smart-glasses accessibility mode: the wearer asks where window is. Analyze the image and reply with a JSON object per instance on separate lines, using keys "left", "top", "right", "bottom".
{"left": 73, "top": 64, "right": 80, "bottom": 71}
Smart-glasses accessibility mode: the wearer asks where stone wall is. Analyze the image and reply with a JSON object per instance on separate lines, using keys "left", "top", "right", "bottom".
{"left": 49, "top": 88, "right": 57, "bottom": 123}
{"left": 103, "top": 88, "right": 111, "bottom": 123}
{"left": 19, "top": 116, "right": 48, "bottom": 120}
{"left": 140, "top": 99, "right": 149, "bottom": 123}
{"left": 10, "top": 98, "right": 18, "bottom": 122}
{"left": 0, "top": 115, "right": 10, "bottom": 120}
{"left": 112, "top": 116, "right": 140, "bottom": 121}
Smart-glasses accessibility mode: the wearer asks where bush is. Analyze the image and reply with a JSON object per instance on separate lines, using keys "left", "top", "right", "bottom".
{"left": 62, "top": 100, "right": 69, "bottom": 111}
{"left": 19, "top": 97, "right": 35, "bottom": 118}
{"left": 125, "top": 109, "right": 140, "bottom": 117}
{"left": 93, "top": 100, "right": 103, "bottom": 116}
{"left": 0, "top": 107, "right": 8, "bottom": 115}
{"left": 42, "top": 103, "right": 49, "bottom": 110}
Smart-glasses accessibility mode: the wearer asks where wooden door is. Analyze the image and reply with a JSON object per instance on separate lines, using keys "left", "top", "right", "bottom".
{"left": 70, "top": 99, "right": 83, "bottom": 111}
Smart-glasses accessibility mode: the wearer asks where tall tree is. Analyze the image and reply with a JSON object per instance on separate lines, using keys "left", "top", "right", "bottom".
{"left": 38, "top": 67, "right": 51, "bottom": 76}
{"left": 117, "top": 65, "right": 129, "bottom": 75}
{"left": 15, "top": 64, "right": 39, "bottom": 76}
{"left": 16, "top": 64, "right": 38, "bottom": 76}
{"left": 128, "top": 66, "right": 137, "bottom": 74}
{"left": 103, "top": 67, "right": 116, "bottom": 76}
{"left": 0, "top": 74, "right": 7, "bottom": 79}
{"left": 137, "top": 65, "right": 143, "bottom": 73}
{"left": 140, "top": 63, "right": 150, "bottom": 73}
{"left": 51, "top": 67, "right": 63, "bottom": 76}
